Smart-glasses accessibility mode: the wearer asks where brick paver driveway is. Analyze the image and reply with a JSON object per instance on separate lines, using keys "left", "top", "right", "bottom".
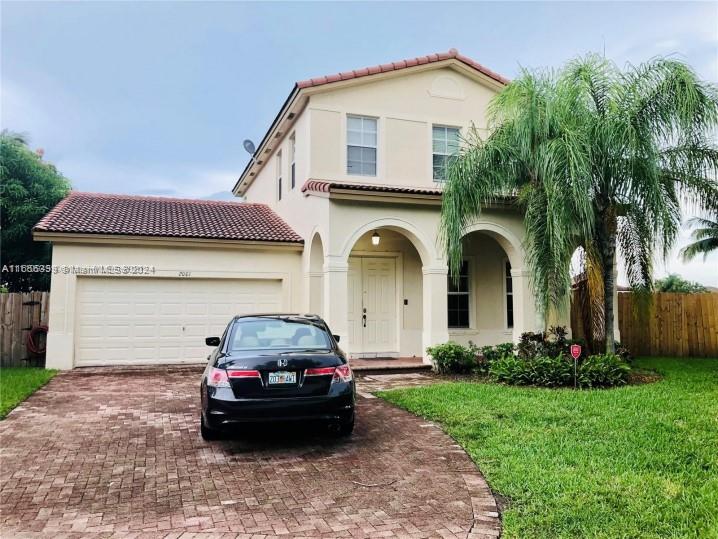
{"left": 0, "top": 368, "right": 499, "bottom": 538}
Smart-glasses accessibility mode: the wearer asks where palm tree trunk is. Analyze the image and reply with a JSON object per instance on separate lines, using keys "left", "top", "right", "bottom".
{"left": 598, "top": 215, "right": 617, "bottom": 354}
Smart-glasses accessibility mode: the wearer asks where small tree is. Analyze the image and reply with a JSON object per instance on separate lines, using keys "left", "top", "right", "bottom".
{"left": 680, "top": 215, "right": 718, "bottom": 261}
{"left": 1, "top": 131, "right": 71, "bottom": 291}
{"left": 441, "top": 55, "right": 718, "bottom": 353}
{"left": 654, "top": 274, "right": 707, "bottom": 293}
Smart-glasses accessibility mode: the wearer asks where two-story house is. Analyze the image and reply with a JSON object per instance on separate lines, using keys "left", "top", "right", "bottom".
{"left": 36, "top": 50, "right": 552, "bottom": 369}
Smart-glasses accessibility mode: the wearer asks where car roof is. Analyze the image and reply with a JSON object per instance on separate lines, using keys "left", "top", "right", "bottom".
{"left": 233, "top": 313, "right": 322, "bottom": 320}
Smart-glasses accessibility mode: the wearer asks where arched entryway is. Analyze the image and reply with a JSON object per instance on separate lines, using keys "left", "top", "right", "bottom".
{"left": 332, "top": 218, "right": 442, "bottom": 360}
{"left": 344, "top": 228, "right": 425, "bottom": 358}
{"left": 454, "top": 222, "right": 538, "bottom": 344}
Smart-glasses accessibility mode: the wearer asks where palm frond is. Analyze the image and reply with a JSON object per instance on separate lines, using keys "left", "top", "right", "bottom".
{"left": 440, "top": 53, "right": 718, "bottom": 337}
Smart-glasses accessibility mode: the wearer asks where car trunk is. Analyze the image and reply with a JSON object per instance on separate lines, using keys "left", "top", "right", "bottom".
{"left": 221, "top": 350, "right": 342, "bottom": 398}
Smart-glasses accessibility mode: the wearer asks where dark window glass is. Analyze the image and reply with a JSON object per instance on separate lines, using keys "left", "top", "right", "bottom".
{"left": 505, "top": 260, "right": 513, "bottom": 328}
{"left": 448, "top": 260, "right": 470, "bottom": 328}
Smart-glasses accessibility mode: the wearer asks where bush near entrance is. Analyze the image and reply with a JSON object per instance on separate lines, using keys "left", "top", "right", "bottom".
{"left": 428, "top": 326, "right": 631, "bottom": 388}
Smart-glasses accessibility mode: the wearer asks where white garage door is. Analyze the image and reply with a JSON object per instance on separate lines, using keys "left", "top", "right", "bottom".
{"left": 75, "top": 277, "right": 283, "bottom": 366}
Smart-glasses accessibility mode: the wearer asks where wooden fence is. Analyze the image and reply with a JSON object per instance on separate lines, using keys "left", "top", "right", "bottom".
{"left": 572, "top": 291, "right": 718, "bottom": 357}
{"left": 617, "top": 292, "right": 718, "bottom": 358}
{"left": 0, "top": 292, "right": 50, "bottom": 367}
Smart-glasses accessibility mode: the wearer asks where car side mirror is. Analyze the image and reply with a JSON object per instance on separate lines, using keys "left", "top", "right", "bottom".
{"left": 205, "top": 336, "right": 220, "bottom": 347}
{"left": 333, "top": 334, "right": 341, "bottom": 343}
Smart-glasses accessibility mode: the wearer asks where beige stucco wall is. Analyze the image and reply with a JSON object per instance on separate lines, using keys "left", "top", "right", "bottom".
{"left": 45, "top": 239, "right": 303, "bottom": 369}
{"left": 243, "top": 64, "right": 499, "bottom": 203}
{"left": 234, "top": 62, "right": 548, "bottom": 357}
{"left": 315, "top": 198, "right": 541, "bottom": 359}
{"left": 307, "top": 66, "right": 496, "bottom": 186}
{"left": 243, "top": 64, "right": 501, "bottom": 213}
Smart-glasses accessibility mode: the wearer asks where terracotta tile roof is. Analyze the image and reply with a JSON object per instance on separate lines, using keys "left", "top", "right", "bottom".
{"left": 296, "top": 48, "right": 509, "bottom": 89}
{"left": 301, "top": 179, "right": 443, "bottom": 196}
{"left": 34, "top": 192, "right": 303, "bottom": 244}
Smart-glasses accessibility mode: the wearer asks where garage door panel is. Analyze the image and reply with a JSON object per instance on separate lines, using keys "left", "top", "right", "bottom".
{"left": 75, "top": 277, "right": 283, "bottom": 366}
{"left": 133, "top": 325, "right": 157, "bottom": 338}
{"left": 185, "top": 304, "right": 209, "bottom": 316}
{"left": 184, "top": 325, "right": 207, "bottom": 337}
{"left": 106, "top": 326, "right": 131, "bottom": 338}
{"left": 135, "top": 304, "right": 158, "bottom": 315}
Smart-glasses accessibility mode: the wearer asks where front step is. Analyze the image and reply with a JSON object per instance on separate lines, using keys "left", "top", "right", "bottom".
{"left": 349, "top": 357, "right": 432, "bottom": 375}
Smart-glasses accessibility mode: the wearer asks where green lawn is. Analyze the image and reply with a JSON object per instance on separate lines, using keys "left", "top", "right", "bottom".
{"left": 0, "top": 367, "right": 57, "bottom": 419}
{"left": 379, "top": 358, "right": 718, "bottom": 539}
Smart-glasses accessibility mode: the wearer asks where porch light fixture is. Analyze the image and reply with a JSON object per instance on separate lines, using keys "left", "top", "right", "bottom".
{"left": 371, "top": 231, "right": 381, "bottom": 246}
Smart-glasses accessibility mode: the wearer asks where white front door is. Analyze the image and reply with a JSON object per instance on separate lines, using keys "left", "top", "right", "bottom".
{"left": 347, "top": 257, "right": 397, "bottom": 356}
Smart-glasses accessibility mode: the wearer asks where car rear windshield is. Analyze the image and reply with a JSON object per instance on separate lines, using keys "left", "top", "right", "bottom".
{"left": 228, "top": 318, "right": 332, "bottom": 351}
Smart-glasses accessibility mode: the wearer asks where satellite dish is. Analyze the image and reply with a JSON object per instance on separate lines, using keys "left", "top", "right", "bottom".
{"left": 243, "top": 139, "right": 256, "bottom": 155}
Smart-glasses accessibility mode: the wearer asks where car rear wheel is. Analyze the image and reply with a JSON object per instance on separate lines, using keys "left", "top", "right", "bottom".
{"left": 200, "top": 415, "right": 221, "bottom": 441}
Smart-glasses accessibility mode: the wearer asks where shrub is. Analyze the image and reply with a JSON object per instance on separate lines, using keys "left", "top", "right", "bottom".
{"left": 578, "top": 354, "right": 631, "bottom": 388}
{"left": 468, "top": 341, "right": 514, "bottom": 374}
{"left": 614, "top": 342, "right": 633, "bottom": 364}
{"left": 427, "top": 342, "right": 475, "bottom": 374}
{"left": 490, "top": 354, "right": 573, "bottom": 387}
{"left": 516, "top": 331, "right": 544, "bottom": 359}
{"left": 490, "top": 352, "right": 631, "bottom": 389}
{"left": 488, "top": 355, "right": 527, "bottom": 384}
{"left": 480, "top": 342, "right": 515, "bottom": 362}
{"left": 543, "top": 325, "right": 570, "bottom": 357}
{"left": 527, "top": 355, "right": 575, "bottom": 387}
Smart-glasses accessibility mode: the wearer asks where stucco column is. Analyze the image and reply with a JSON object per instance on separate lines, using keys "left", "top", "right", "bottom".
{"left": 510, "top": 268, "right": 540, "bottom": 342}
{"left": 422, "top": 265, "right": 449, "bottom": 365}
{"left": 45, "top": 271, "right": 76, "bottom": 370}
{"left": 323, "top": 256, "right": 349, "bottom": 346}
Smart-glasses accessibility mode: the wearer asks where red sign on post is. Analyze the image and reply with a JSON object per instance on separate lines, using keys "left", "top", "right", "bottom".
{"left": 570, "top": 344, "right": 582, "bottom": 360}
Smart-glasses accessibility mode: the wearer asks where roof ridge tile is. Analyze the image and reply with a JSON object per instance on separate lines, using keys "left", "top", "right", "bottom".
{"left": 295, "top": 49, "right": 509, "bottom": 89}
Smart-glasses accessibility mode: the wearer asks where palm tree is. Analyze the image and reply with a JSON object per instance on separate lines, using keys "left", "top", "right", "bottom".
{"left": 441, "top": 55, "right": 718, "bottom": 353}
{"left": 680, "top": 215, "right": 718, "bottom": 261}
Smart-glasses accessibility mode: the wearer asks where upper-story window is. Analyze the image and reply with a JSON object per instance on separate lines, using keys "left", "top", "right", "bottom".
{"left": 347, "top": 115, "right": 377, "bottom": 176}
{"left": 276, "top": 151, "right": 282, "bottom": 201}
{"left": 290, "top": 133, "right": 296, "bottom": 189}
{"left": 432, "top": 125, "right": 460, "bottom": 182}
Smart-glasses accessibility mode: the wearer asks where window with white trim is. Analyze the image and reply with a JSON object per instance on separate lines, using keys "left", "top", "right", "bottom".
{"left": 505, "top": 260, "right": 514, "bottom": 329}
{"left": 289, "top": 133, "right": 296, "bottom": 189}
{"left": 276, "top": 151, "right": 282, "bottom": 201}
{"left": 347, "top": 115, "right": 377, "bottom": 176}
{"left": 448, "top": 260, "right": 470, "bottom": 328}
{"left": 432, "top": 125, "right": 460, "bottom": 181}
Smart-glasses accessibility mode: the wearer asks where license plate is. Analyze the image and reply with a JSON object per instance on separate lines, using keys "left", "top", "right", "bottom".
{"left": 268, "top": 371, "right": 296, "bottom": 385}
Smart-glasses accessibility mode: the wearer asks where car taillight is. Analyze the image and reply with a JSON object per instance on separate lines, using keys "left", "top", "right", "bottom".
{"left": 332, "top": 364, "right": 352, "bottom": 384}
{"left": 305, "top": 367, "right": 336, "bottom": 376}
{"left": 227, "top": 370, "right": 261, "bottom": 379}
{"left": 207, "top": 367, "right": 230, "bottom": 388}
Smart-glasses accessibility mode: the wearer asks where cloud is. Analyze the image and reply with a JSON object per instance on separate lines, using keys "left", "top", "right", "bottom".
{"left": 52, "top": 155, "right": 238, "bottom": 199}
{"left": 611, "top": 3, "right": 718, "bottom": 82}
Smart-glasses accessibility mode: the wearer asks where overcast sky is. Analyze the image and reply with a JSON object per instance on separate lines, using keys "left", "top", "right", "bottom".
{"left": 2, "top": 1, "right": 717, "bottom": 285}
